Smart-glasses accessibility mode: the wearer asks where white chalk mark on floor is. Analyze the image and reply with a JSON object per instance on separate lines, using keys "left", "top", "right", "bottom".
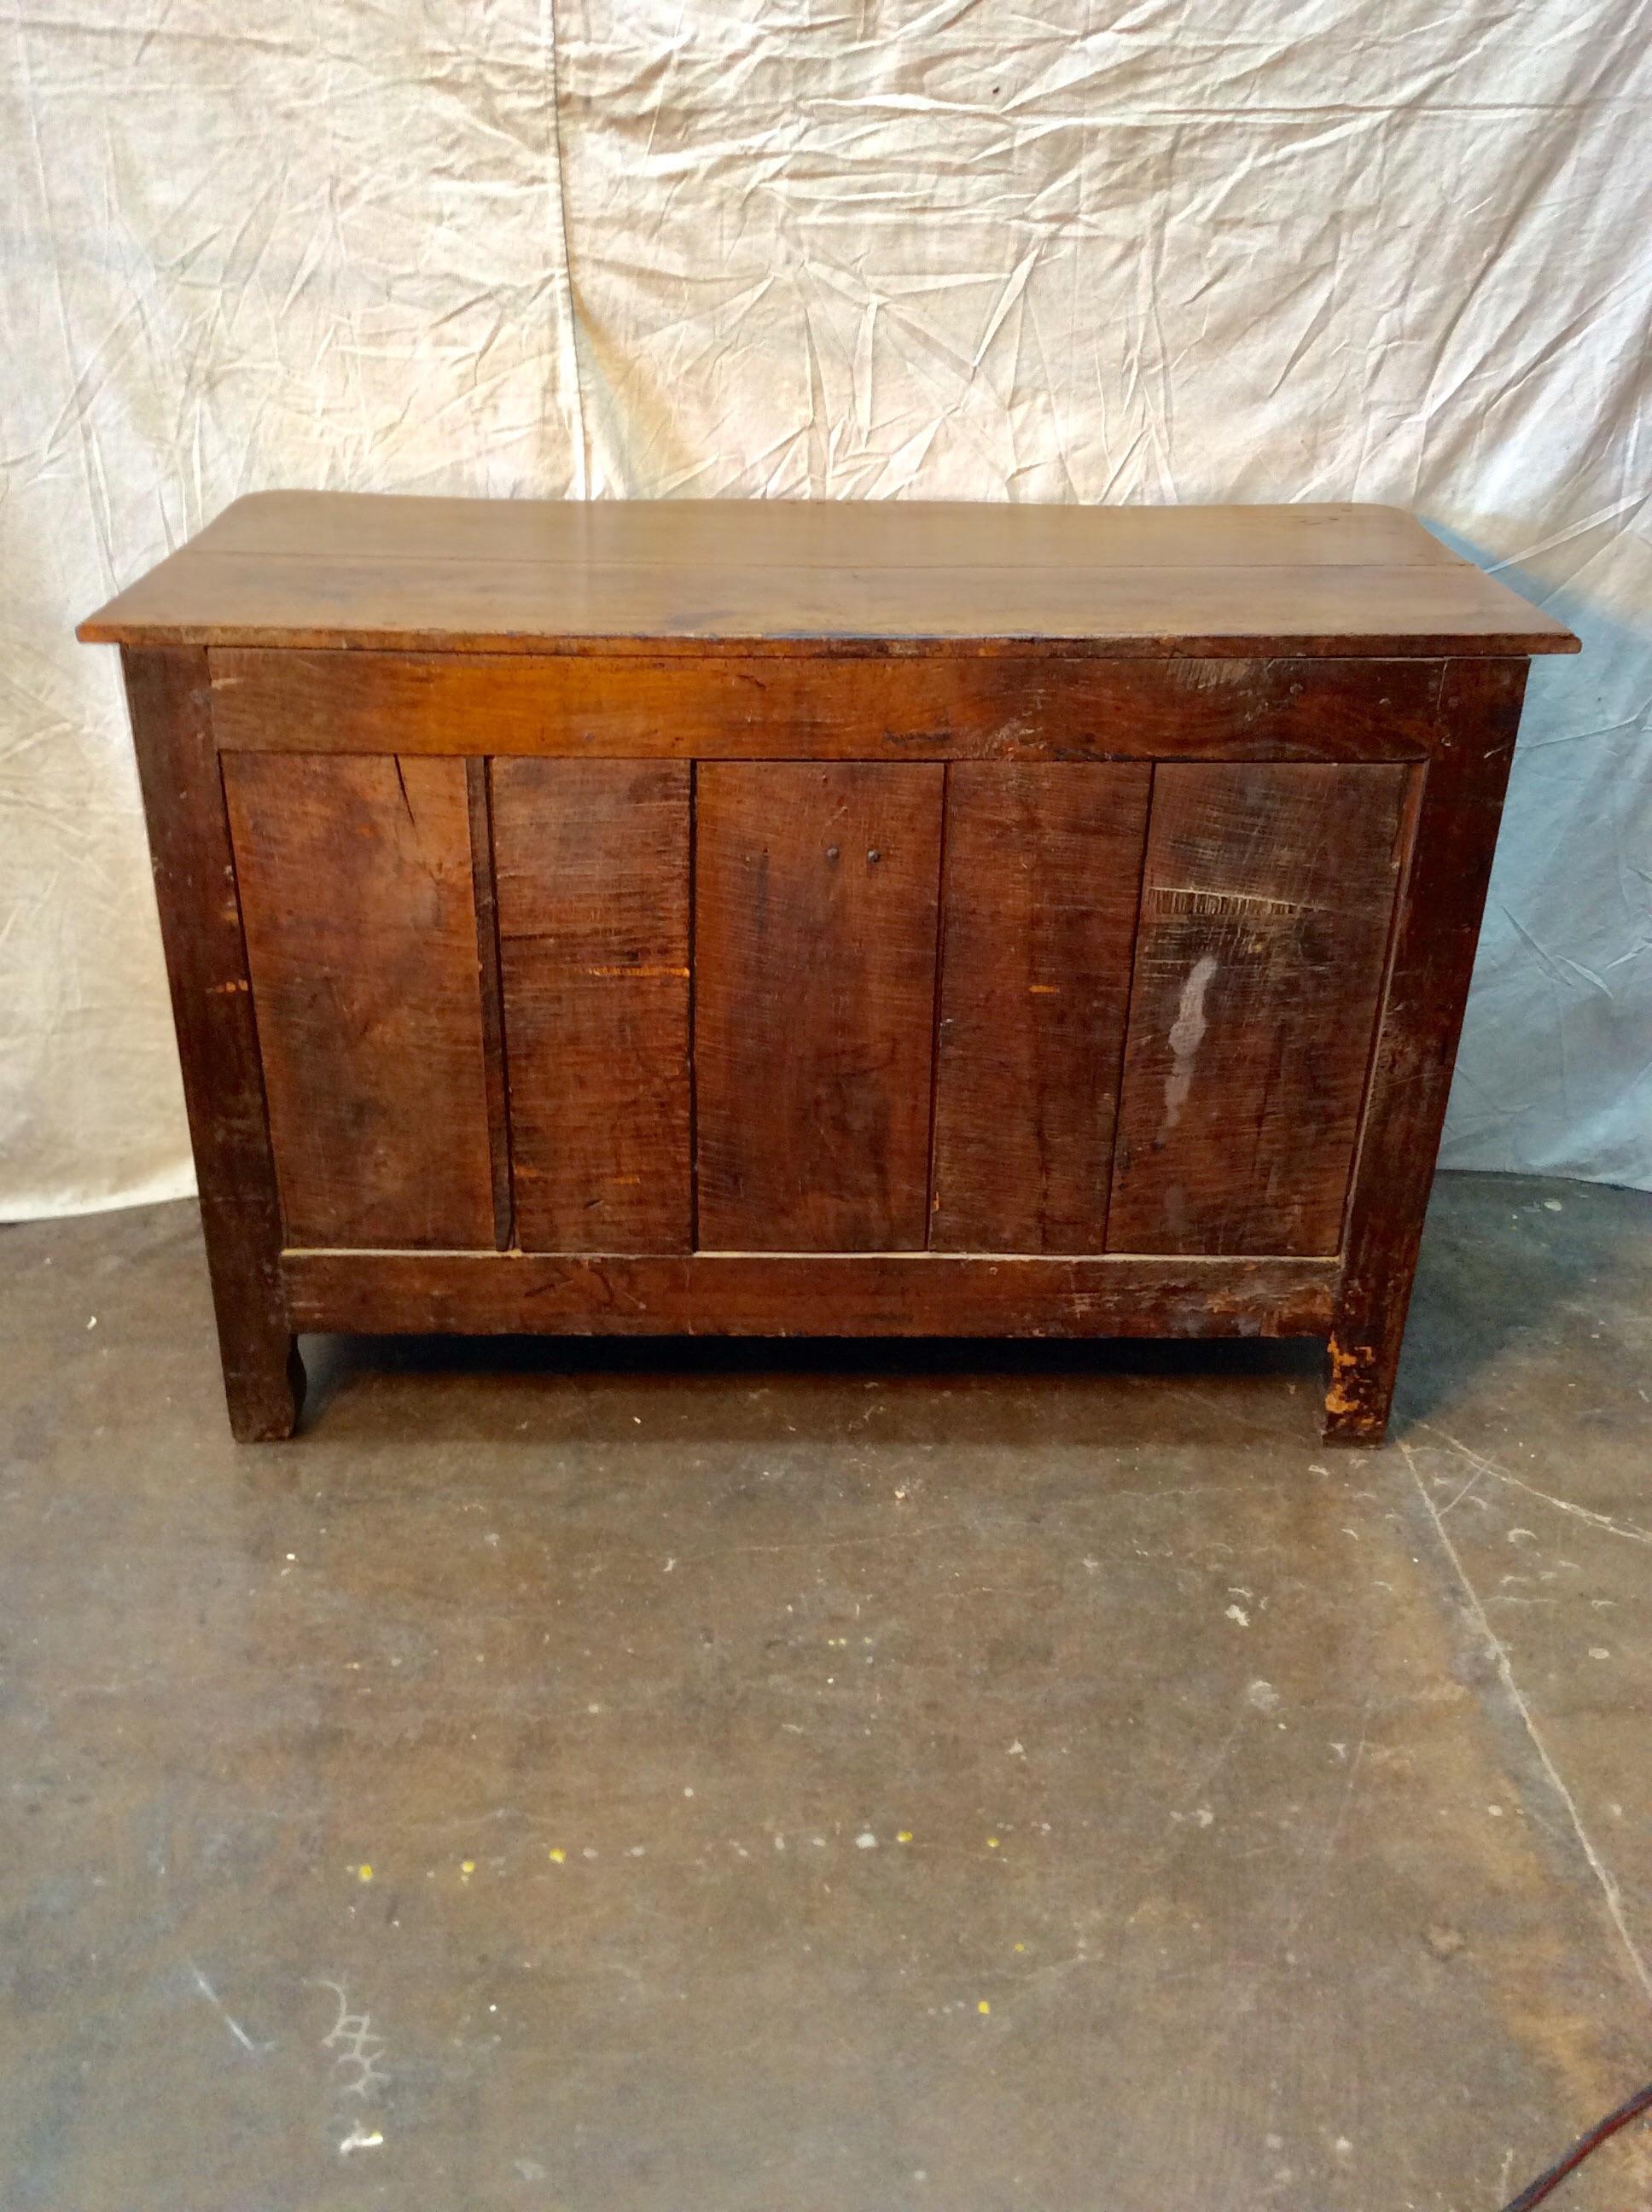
{"left": 313, "top": 1978, "right": 391, "bottom": 2098}
{"left": 189, "top": 1964, "right": 269, "bottom": 2055}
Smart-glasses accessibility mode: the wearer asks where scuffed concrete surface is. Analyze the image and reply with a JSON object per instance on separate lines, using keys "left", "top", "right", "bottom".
{"left": 1, "top": 1173, "right": 1648, "bottom": 2211}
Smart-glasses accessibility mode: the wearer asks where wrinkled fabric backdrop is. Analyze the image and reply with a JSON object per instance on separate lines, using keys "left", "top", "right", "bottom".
{"left": 2, "top": 0, "right": 1648, "bottom": 1217}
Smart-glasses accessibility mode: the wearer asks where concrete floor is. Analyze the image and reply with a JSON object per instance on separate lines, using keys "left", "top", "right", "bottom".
{"left": 2, "top": 1173, "right": 1649, "bottom": 2212}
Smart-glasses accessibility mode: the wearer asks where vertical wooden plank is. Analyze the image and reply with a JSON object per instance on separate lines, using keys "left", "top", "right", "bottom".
{"left": 121, "top": 648, "right": 302, "bottom": 1440}
{"left": 491, "top": 760, "right": 692, "bottom": 1253}
{"left": 1326, "top": 660, "right": 1528, "bottom": 1443}
{"left": 466, "top": 760, "right": 514, "bottom": 1249}
{"left": 1108, "top": 760, "right": 1413, "bottom": 1256}
{"left": 695, "top": 762, "right": 944, "bottom": 1251}
{"left": 222, "top": 751, "right": 497, "bottom": 1249}
{"left": 931, "top": 763, "right": 1151, "bottom": 1252}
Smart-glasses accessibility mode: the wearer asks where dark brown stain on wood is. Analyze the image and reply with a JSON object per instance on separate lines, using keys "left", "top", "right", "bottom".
{"left": 695, "top": 762, "right": 944, "bottom": 1251}
{"left": 223, "top": 751, "right": 497, "bottom": 1249}
{"left": 120, "top": 648, "right": 303, "bottom": 1439}
{"left": 492, "top": 760, "right": 693, "bottom": 1254}
{"left": 932, "top": 762, "right": 1152, "bottom": 1253}
{"left": 1325, "top": 659, "right": 1528, "bottom": 1441}
{"left": 466, "top": 759, "right": 514, "bottom": 1250}
{"left": 1107, "top": 760, "right": 1414, "bottom": 1257}
{"left": 208, "top": 649, "right": 1445, "bottom": 763}
{"left": 283, "top": 1248, "right": 1338, "bottom": 1341}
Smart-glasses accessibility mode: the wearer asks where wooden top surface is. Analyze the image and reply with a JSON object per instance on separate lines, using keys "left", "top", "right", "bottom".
{"left": 79, "top": 492, "right": 1578, "bottom": 659}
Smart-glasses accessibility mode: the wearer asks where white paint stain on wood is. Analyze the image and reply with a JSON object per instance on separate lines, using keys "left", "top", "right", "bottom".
{"left": 1164, "top": 955, "right": 1219, "bottom": 1130}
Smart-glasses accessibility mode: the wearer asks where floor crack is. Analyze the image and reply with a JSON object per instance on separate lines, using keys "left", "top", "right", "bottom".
{"left": 1417, "top": 1422, "right": 1652, "bottom": 1546}
{"left": 1402, "top": 1441, "right": 1652, "bottom": 2009}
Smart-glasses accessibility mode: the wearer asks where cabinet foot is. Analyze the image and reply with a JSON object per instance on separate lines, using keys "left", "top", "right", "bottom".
{"left": 1320, "top": 1333, "right": 1395, "bottom": 1447}
{"left": 222, "top": 1335, "right": 306, "bottom": 1442}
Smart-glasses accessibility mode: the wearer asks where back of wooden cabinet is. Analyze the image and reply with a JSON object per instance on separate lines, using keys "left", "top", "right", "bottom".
{"left": 223, "top": 740, "right": 1415, "bottom": 1264}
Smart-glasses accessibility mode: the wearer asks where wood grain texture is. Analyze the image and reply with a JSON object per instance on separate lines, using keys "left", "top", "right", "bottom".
{"left": 467, "top": 759, "right": 514, "bottom": 1249}
{"left": 210, "top": 649, "right": 1443, "bottom": 761}
{"left": 191, "top": 491, "right": 1468, "bottom": 570}
{"left": 932, "top": 763, "right": 1151, "bottom": 1253}
{"left": 492, "top": 760, "right": 693, "bottom": 1253}
{"left": 84, "top": 556, "right": 1578, "bottom": 660}
{"left": 120, "top": 649, "right": 303, "bottom": 1440}
{"left": 1325, "top": 660, "right": 1529, "bottom": 1444}
{"left": 79, "top": 494, "right": 1579, "bottom": 658}
{"left": 1108, "top": 761, "right": 1414, "bottom": 1257}
{"left": 223, "top": 752, "right": 497, "bottom": 1249}
{"left": 87, "top": 500, "right": 1556, "bottom": 1443}
{"left": 695, "top": 763, "right": 944, "bottom": 1251}
{"left": 282, "top": 1248, "right": 1337, "bottom": 1340}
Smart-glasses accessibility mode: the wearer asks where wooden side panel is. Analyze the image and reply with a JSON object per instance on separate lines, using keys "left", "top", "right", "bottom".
{"left": 222, "top": 752, "right": 497, "bottom": 1249}
{"left": 695, "top": 763, "right": 944, "bottom": 1251}
{"left": 931, "top": 764, "right": 1151, "bottom": 1253}
{"left": 492, "top": 760, "right": 692, "bottom": 1253}
{"left": 1108, "top": 762, "right": 1413, "bottom": 1256}
{"left": 1326, "top": 660, "right": 1528, "bottom": 1441}
{"left": 121, "top": 649, "right": 303, "bottom": 1440}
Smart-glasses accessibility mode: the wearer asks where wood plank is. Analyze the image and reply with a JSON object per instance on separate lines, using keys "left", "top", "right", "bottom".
{"left": 83, "top": 495, "right": 1579, "bottom": 660}
{"left": 209, "top": 649, "right": 1442, "bottom": 762}
{"left": 492, "top": 760, "right": 693, "bottom": 1253}
{"left": 466, "top": 759, "right": 514, "bottom": 1249}
{"left": 121, "top": 649, "right": 303, "bottom": 1440}
{"left": 1108, "top": 761, "right": 1414, "bottom": 1256}
{"left": 282, "top": 1247, "right": 1337, "bottom": 1340}
{"left": 222, "top": 752, "right": 497, "bottom": 1249}
{"left": 932, "top": 763, "right": 1151, "bottom": 1252}
{"left": 189, "top": 492, "right": 1463, "bottom": 571}
{"left": 1325, "top": 660, "right": 1528, "bottom": 1442}
{"left": 695, "top": 763, "right": 944, "bottom": 1251}
{"left": 82, "top": 550, "right": 1577, "bottom": 658}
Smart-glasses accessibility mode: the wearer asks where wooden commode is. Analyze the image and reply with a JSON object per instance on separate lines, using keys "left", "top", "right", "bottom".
{"left": 79, "top": 495, "right": 1578, "bottom": 1441}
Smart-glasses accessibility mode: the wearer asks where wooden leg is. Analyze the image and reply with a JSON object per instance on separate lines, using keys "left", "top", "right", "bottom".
{"left": 219, "top": 1323, "right": 306, "bottom": 1443}
{"left": 1323, "top": 1330, "right": 1399, "bottom": 1446}
{"left": 123, "top": 648, "right": 300, "bottom": 1444}
{"left": 1323, "top": 657, "right": 1529, "bottom": 1448}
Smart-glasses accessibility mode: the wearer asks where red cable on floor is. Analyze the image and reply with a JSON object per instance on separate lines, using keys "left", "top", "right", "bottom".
{"left": 1500, "top": 2079, "right": 1652, "bottom": 2211}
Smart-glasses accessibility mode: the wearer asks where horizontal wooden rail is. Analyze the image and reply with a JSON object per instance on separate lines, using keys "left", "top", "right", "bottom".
{"left": 282, "top": 1249, "right": 1339, "bottom": 1340}
{"left": 210, "top": 649, "right": 1440, "bottom": 762}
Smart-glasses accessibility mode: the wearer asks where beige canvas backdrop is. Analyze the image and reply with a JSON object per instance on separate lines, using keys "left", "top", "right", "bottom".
{"left": 3, "top": 0, "right": 1648, "bottom": 1218}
